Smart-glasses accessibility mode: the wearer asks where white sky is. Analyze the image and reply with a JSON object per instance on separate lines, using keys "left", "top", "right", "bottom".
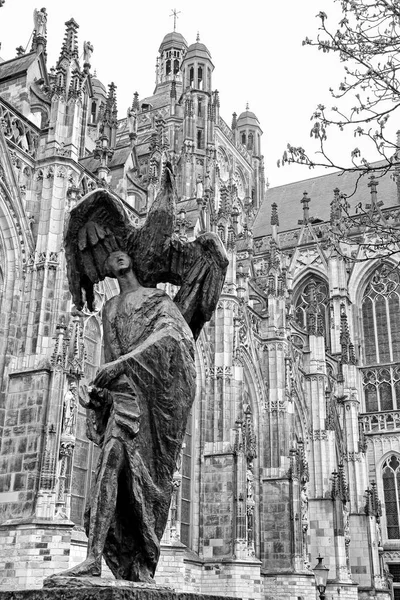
{"left": 0, "top": 0, "right": 356, "bottom": 188}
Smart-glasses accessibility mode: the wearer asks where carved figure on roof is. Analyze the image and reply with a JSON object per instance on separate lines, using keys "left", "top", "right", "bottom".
{"left": 127, "top": 106, "right": 137, "bottom": 137}
{"left": 196, "top": 174, "right": 203, "bottom": 199}
{"left": 83, "top": 41, "right": 94, "bottom": 65}
{"left": 50, "top": 164, "right": 228, "bottom": 583}
{"left": 33, "top": 7, "right": 47, "bottom": 37}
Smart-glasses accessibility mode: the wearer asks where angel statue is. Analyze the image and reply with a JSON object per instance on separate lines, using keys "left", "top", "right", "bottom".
{"left": 33, "top": 7, "right": 47, "bottom": 37}
{"left": 52, "top": 164, "right": 228, "bottom": 583}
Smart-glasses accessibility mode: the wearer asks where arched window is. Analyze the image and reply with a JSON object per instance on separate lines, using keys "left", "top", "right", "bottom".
{"left": 197, "top": 66, "right": 203, "bottom": 89}
{"left": 69, "top": 316, "right": 102, "bottom": 525}
{"left": 241, "top": 132, "right": 246, "bottom": 145}
{"left": 197, "top": 129, "right": 203, "bottom": 150}
{"left": 173, "top": 59, "right": 179, "bottom": 74}
{"left": 90, "top": 101, "right": 97, "bottom": 123}
{"left": 362, "top": 264, "right": 400, "bottom": 365}
{"left": 382, "top": 455, "right": 400, "bottom": 539}
{"left": 294, "top": 276, "right": 330, "bottom": 347}
{"left": 180, "top": 407, "right": 193, "bottom": 546}
{"left": 189, "top": 66, "right": 194, "bottom": 87}
{"left": 362, "top": 265, "right": 400, "bottom": 412}
{"left": 166, "top": 59, "right": 171, "bottom": 76}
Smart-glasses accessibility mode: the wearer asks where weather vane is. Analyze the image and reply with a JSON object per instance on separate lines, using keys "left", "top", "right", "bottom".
{"left": 170, "top": 8, "right": 181, "bottom": 32}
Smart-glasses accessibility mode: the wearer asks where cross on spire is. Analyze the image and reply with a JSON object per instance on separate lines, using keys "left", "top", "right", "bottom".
{"left": 169, "top": 8, "right": 181, "bottom": 31}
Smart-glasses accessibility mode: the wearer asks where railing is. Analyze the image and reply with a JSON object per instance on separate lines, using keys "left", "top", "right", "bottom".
{"left": 359, "top": 410, "right": 400, "bottom": 433}
{"left": 0, "top": 97, "right": 40, "bottom": 158}
{"left": 217, "top": 116, "right": 252, "bottom": 164}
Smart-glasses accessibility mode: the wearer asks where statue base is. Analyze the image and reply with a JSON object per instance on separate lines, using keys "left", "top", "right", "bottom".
{"left": 0, "top": 577, "right": 238, "bottom": 600}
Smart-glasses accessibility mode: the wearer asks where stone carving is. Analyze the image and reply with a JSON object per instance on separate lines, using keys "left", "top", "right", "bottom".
{"left": 83, "top": 41, "right": 94, "bottom": 65}
{"left": 53, "top": 164, "right": 228, "bottom": 583}
{"left": 33, "top": 7, "right": 47, "bottom": 37}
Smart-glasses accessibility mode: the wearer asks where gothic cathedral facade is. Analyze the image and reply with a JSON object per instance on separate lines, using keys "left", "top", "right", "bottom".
{"left": 0, "top": 8, "right": 398, "bottom": 600}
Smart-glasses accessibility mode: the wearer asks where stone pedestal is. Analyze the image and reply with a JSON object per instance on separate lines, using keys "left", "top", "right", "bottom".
{"left": 0, "top": 578, "right": 239, "bottom": 600}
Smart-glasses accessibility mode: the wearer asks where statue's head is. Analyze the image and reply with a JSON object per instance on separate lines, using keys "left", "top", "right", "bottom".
{"left": 104, "top": 250, "right": 133, "bottom": 278}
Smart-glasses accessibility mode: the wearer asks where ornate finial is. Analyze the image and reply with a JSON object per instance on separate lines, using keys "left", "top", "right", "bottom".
{"left": 196, "top": 31, "right": 200, "bottom": 42}
{"left": 169, "top": 8, "right": 181, "bottom": 31}
{"left": 16, "top": 46, "right": 25, "bottom": 57}
{"left": 340, "top": 303, "right": 356, "bottom": 365}
{"left": 366, "top": 174, "right": 383, "bottom": 213}
{"left": 246, "top": 102, "right": 249, "bottom": 111}
{"left": 299, "top": 191, "right": 310, "bottom": 224}
{"left": 231, "top": 112, "right": 237, "bottom": 130}
{"left": 271, "top": 202, "right": 279, "bottom": 226}
{"left": 60, "top": 18, "right": 80, "bottom": 60}
{"left": 132, "top": 91, "right": 140, "bottom": 111}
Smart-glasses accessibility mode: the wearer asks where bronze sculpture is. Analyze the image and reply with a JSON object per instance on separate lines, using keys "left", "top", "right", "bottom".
{"left": 59, "top": 165, "right": 228, "bottom": 582}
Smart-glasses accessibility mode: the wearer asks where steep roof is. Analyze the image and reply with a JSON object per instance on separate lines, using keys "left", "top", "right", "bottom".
{"left": 0, "top": 52, "right": 37, "bottom": 82}
{"left": 253, "top": 166, "right": 399, "bottom": 239}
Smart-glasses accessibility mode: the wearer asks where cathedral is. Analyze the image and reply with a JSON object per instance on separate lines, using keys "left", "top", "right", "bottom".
{"left": 0, "top": 6, "right": 398, "bottom": 600}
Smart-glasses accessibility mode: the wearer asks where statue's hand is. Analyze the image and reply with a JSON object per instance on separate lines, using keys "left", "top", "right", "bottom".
{"left": 78, "top": 380, "right": 102, "bottom": 409}
{"left": 78, "top": 379, "right": 92, "bottom": 409}
{"left": 93, "top": 360, "right": 123, "bottom": 389}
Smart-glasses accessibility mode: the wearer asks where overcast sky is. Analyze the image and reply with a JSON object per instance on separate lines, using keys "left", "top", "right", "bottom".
{"left": 0, "top": 0, "right": 352, "bottom": 188}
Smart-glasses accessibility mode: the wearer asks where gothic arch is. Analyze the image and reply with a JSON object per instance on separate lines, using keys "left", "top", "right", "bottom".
{"left": 375, "top": 452, "right": 400, "bottom": 542}
{"left": 292, "top": 272, "right": 330, "bottom": 347}
{"left": 0, "top": 182, "right": 31, "bottom": 380}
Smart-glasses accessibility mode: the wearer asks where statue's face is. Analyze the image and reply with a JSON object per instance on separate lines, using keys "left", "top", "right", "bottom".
{"left": 105, "top": 251, "right": 132, "bottom": 277}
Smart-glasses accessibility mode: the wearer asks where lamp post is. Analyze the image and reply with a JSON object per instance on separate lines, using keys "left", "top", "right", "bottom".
{"left": 312, "top": 555, "right": 329, "bottom": 600}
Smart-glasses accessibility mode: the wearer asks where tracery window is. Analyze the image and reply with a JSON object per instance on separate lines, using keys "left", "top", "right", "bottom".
{"left": 180, "top": 408, "right": 193, "bottom": 547}
{"left": 361, "top": 265, "right": 400, "bottom": 412}
{"left": 69, "top": 315, "right": 102, "bottom": 525}
{"left": 382, "top": 455, "right": 400, "bottom": 539}
{"left": 362, "top": 264, "right": 400, "bottom": 365}
{"left": 362, "top": 366, "right": 400, "bottom": 412}
{"left": 294, "top": 276, "right": 330, "bottom": 347}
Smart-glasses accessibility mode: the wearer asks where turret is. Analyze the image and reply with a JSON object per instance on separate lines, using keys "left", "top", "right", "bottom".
{"left": 155, "top": 31, "right": 188, "bottom": 92}
{"left": 181, "top": 34, "right": 214, "bottom": 93}
{"left": 236, "top": 104, "right": 262, "bottom": 157}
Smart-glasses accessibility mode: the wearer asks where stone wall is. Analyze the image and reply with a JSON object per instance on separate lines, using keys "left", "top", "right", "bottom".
{"left": 0, "top": 519, "right": 73, "bottom": 590}
{"left": 0, "top": 370, "right": 50, "bottom": 522}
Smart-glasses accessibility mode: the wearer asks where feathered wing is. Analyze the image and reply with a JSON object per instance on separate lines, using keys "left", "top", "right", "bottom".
{"left": 64, "top": 188, "right": 137, "bottom": 311}
{"left": 129, "top": 164, "right": 228, "bottom": 339}
{"left": 65, "top": 170, "right": 228, "bottom": 337}
{"left": 169, "top": 233, "right": 229, "bottom": 340}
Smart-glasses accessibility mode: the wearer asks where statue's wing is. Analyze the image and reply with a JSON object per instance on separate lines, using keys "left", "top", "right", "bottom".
{"left": 64, "top": 188, "right": 137, "bottom": 311}
{"left": 170, "top": 233, "right": 229, "bottom": 340}
{"left": 128, "top": 163, "right": 228, "bottom": 339}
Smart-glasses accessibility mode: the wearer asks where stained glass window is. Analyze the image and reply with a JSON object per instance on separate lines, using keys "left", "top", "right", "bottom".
{"left": 382, "top": 455, "right": 400, "bottom": 539}
{"left": 362, "top": 265, "right": 400, "bottom": 412}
